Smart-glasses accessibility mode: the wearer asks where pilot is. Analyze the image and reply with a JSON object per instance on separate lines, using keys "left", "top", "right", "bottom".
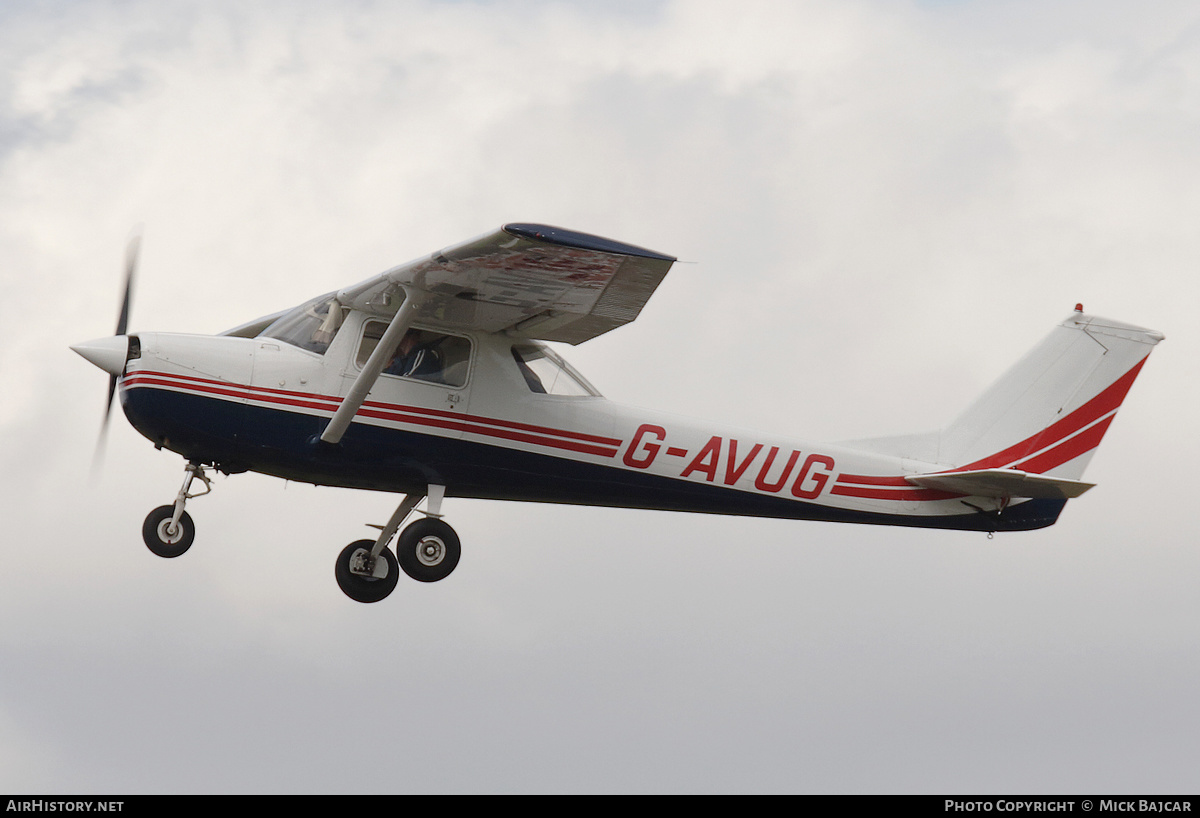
{"left": 386, "top": 330, "right": 443, "bottom": 380}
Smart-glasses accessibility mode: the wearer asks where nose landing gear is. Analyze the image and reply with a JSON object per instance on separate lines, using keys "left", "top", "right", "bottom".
{"left": 142, "top": 462, "right": 211, "bottom": 558}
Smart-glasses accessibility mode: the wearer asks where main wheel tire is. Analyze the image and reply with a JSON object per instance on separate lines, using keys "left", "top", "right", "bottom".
{"left": 142, "top": 505, "right": 195, "bottom": 558}
{"left": 396, "top": 518, "right": 461, "bottom": 582}
{"left": 335, "top": 540, "right": 399, "bottom": 603}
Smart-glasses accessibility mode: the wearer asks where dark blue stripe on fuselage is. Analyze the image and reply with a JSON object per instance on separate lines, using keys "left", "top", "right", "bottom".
{"left": 120, "top": 386, "right": 1066, "bottom": 532}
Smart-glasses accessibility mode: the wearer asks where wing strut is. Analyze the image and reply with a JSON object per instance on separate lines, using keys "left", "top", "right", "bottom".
{"left": 320, "top": 290, "right": 423, "bottom": 445}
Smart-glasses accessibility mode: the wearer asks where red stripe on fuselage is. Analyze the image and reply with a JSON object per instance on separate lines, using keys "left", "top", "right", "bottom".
{"left": 122, "top": 370, "right": 620, "bottom": 457}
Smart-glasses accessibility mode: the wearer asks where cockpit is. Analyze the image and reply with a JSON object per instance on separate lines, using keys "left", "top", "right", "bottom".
{"left": 257, "top": 293, "right": 347, "bottom": 355}
{"left": 255, "top": 293, "right": 601, "bottom": 397}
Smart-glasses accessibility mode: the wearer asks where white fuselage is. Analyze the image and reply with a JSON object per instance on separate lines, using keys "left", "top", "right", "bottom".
{"left": 117, "top": 309, "right": 1046, "bottom": 532}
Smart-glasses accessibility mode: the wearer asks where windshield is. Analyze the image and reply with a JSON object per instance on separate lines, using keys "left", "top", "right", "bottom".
{"left": 258, "top": 293, "right": 347, "bottom": 355}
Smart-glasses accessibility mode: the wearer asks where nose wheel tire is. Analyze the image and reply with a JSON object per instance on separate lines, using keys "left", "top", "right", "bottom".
{"left": 396, "top": 518, "right": 461, "bottom": 582}
{"left": 142, "top": 505, "right": 195, "bottom": 558}
{"left": 335, "top": 540, "right": 400, "bottom": 603}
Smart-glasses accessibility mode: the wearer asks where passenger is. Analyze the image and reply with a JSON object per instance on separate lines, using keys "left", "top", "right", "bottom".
{"left": 387, "top": 330, "right": 443, "bottom": 380}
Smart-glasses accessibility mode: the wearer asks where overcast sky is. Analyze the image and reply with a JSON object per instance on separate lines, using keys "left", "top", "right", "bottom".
{"left": 2, "top": 0, "right": 1197, "bottom": 794}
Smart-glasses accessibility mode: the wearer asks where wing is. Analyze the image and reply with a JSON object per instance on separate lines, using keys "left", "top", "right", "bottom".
{"left": 319, "top": 224, "right": 674, "bottom": 444}
{"left": 337, "top": 223, "right": 676, "bottom": 344}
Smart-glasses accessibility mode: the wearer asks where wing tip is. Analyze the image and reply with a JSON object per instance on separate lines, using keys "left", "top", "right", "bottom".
{"left": 502, "top": 223, "right": 676, "bottom": 262}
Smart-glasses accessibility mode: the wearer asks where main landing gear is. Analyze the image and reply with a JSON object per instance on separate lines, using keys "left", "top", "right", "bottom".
{"left": 142, "top": 462, "right": 211, "bottom": 558}
{"left": 334, "top": 484, "right": 461, "bottom": 604}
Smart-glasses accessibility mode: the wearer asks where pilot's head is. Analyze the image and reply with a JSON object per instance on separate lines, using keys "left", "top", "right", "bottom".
{"left": 397, "top": 330, "right": 420, "bottom": 354}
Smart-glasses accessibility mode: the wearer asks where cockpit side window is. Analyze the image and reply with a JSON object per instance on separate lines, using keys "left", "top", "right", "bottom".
{"left": 511, "top": 344, "right": 601, "bottom": 397}
{"left": 358, "top": 322, "right": 472, "bottom": 388}
{"left": 258, "top": 293, "right": 348, "bottom": 355}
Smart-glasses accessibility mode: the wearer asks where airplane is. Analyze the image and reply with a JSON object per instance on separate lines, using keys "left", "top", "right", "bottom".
{"left": 71, "top": 223, "right": 1164, "bottom": 603}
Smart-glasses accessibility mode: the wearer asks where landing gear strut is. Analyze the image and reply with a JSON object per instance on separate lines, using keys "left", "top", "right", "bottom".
{"left": 142, "top": 462, "right": 211, "bottom": 558}
{"left": 335, "top": 484, "right": 461, "bottom": 603}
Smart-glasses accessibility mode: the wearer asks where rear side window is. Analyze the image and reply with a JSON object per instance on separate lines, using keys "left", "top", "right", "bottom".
{"left": 511, "top": 344, "right": 600, "bottom": 397}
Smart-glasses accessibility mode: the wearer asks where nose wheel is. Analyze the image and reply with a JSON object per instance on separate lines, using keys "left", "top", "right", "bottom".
{"left": 142, "top": 505, "right": 195, "bottom": 558}
{"left": 142, "top": 462, "right": 211, "bottom": 558}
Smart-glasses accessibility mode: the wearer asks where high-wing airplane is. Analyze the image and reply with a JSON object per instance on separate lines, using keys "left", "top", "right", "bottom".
{"left": 72, "top": 224, "right": 1164, "bottom": 603}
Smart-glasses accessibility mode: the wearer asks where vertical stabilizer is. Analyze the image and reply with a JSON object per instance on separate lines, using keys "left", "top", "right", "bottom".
{"left": 938, "top": 310, "right": 1163, "bottom": 480}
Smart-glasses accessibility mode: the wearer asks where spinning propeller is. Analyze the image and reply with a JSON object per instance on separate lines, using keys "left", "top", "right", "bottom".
{"left": 72, "top": 234, "right": 140, "bottom": 470}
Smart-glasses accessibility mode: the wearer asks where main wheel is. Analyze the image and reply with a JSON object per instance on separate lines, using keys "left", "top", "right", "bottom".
{"left": 142, "top": 505, "right": 195, "bottom": 558}
{"left": 396, "top": 518, "right": 461, "bottom": 582}
{"left": 335, "top": 540, "right": 399, "bottom": 603}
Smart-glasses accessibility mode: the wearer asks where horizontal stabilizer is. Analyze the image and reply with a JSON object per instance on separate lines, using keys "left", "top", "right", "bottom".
{"left": 905, "top": 469, "right": 1095, "bottom": 499}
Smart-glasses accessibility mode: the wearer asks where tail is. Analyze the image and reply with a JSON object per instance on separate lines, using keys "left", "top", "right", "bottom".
{"left": 844, "top": 307, "right": 1163, "bottom": 513}
{"left": 937, "top": 308, "right": 1163, "bottom": 483}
